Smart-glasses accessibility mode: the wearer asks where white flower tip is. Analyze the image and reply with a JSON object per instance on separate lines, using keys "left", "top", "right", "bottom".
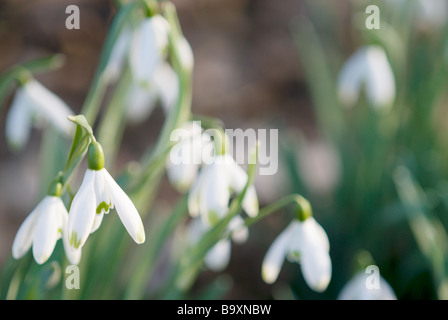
{"left": 262, "top": 263, "right": 279, "bottom": 285}
{"left": 310, "top": 274, "right": 331, "bottom": 293}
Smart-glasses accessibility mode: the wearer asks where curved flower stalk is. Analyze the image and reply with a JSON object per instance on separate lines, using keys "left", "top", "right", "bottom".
{"left": 261, "top": 198, "right": 331, "bottom": 293}
{"left": 338, "top": 271, "right": 397, "bottom": 300}
{"left": 12, "top": 184, "right": 80, "bottom": 265}
{"left": 5, "top": 79, "right": 74, "bottom": 151}
{"left": 187, "top": 131, "right": 259, "bottom": 227}
{"left": 186, "top": 215, "right": 249, "bottom": 272}
{"left": 337, "top": 45, "right": 395, "bottom": 111}
{"left": 166, "top": 121, "right": 212, "bottom": 192}
{"left": 67, "top": 141, "right": 145, "bottom": 251}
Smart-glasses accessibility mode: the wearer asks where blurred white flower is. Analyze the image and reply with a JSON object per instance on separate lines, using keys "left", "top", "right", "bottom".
{"left": 12, "top": 196, "right": 80, "bottom": 265}
{"left": 338, "top": 271, "right": 397, "bottom": 300}
{"left": 262, "top": 217, "right": 331, "bottom": 293}
{"left": 337, "top": 45, "right": 395, "bottom": 111}
{"left": 5, "top": 79, "right": 74, "bottom": 151}
{"left": 67, "top": 142, "right": 145, "bottom": 251}
{"left": 166, "top": 121, "right": 212, "bottom": 192}
{"left": 187, "top": 215, "right": 249, "bottom": 272}
{"left": 188, "top": 153, "right": 259, "bottom": 227}
{"left": 103, "top": 26, "right": 133, "bottom": 83}
{"left": 126, "top": 62, "right": 179, "bottom": 124}
{"left": 129, "top": 14, "right": 170, "bottom": 88}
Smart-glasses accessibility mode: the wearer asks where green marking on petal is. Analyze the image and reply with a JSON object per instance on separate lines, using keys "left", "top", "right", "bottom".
{"left": 96, "top": 201, "right": 110, "bottom": 214}
{"left": 69, "top": 231, "right": 81, "bottom": 249}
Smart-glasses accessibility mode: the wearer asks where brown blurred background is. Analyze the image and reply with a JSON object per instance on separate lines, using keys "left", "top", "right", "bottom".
{"left": 0, "top": 0, "right": 338, "bottom": 298}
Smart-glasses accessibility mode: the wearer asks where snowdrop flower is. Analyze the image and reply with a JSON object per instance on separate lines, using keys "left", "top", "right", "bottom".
{"left": 5, "top": 79, "right": 74, "bottom": 151}
{"left": 337, "top": 45, "right": 395, "bottom": 111}
{"left": 187, "top": 136, "right": 259, "bottom": 227}
{"left": 187, "top": 215, "right": 249, "bottom": 272}
{"left": 166, "top": 121, "right": 212, "bottom": 192}
{"left": 12, "top": 183, "right": 80, "bottom": 265}
{"left": 67, "top": 141, "right": 145, "bottom": 251}
{"left": 126, "top": 62, "right": 179, "bottom": 124}
{"left": 262, "top": 200, "right": 331, "bottom": 292}
{"left": 103, "top": 26, "right": 133, "bottom": 83}
{"left": 129, "top": 14, "right": 170, "bottom": 88}
{"left": 338, "top": 271, "right": 397, "bottom": 300}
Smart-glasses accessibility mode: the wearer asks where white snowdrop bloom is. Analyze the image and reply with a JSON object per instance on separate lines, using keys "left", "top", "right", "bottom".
{"left": 337, "top": 45, "right": 395, "bottom": 111}
{"left": 262, "top": 217, "right": 331, "bottom": 293}
{"left": 5, "top": 79, "right": 74, "bottom": 151}
{"left": 338, "top": 271, "right": 397, "bottom": 300}
{"left": 177, "top": 36, "right": 194, "bottom": 73}
{"left": 129, "top": 15, "right": 170, "bottom": 88}
{"left": 126, "top": 62, "right": 179, "bottom": 125}
{"left": 12, "top": 195, "right": 80, "bottom": 265}
{"left": 188, "top": 153, "right": 259, "bottom": 226}
{"left": 187, "top": 215, "right": 249, "bottom": 272}
{"left": 166, "top": 121, "right": 212, "bottom": 192}
{"left": 67, "top": 141, "right": 145, "bottom": 251}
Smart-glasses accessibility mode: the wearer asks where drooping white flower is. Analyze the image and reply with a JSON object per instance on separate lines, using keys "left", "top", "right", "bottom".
{"left": 126, "top": 62, "right": 179, "bottom": 124}
{"left": 5, "top": 79, "right": 74, "bottom": 151}
{"left": 129, "top": 14, "right": 170, "bottom": 88}
{"left": 166, "top": 121, "right": 212, "bottom": 192}
{"left": 337, "top": 45, "right": 395, "bottom": 111}
{"left": 262, "top": 217, "right": 331, "bottom": 293}
{"left": 338, "top": 271, "right": 397, "bottom": 300}
{"left": 103, "top": 26, "right": 133, "bottom": 83}
{"left": 187, "top": 215, "right": 249, "bottom": 272}
{"left": 188, "top": 153, "right": 259, "bottom": 227}
{"left": 12, "top": 195, "right": 80, "bottom": 265}
{"left": 67, "top": 141, "right": 145, "bottom": 251}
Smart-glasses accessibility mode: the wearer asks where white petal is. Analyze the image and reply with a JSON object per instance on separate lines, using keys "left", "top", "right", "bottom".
{"left": 12, "top": 201, "right": 40, "bottom": 259}
{"left": 93, "top": 169, "right": 112, "bottom": 215}
{"left": 5, "top": 88, "right": 32, "bottom": 151}
{"left": 23, "top": 80, "right": 74, "bottom": 136}
{"left": 224, "top": 155, "right": 259, "bottom": 217}
{"left": 153, "top": 62, "right": 179, "bottom": 113}
{"left": 67, "top": 170, "right": 97, "bottom": 250}
{"left": 199, "top": 160, "right": 231, "bottom": 226}
{"left": 32, "top": 197, "right": 64, "bottom": 264}
{"left": 187, "top": 166, "right": 207, "bottom": 218}
{"left": 60, "top": 205, "right": 81, "bottom": 265}
{"left": 337, "top": 48, "right": 367, "bottom": 108}
{"left": 261, "top": 225, "right": 294, "bottom": 284}
{"left": 204, "top": 239, "right": 231, "bottom": 272}
{"left": 302, "top": 217, "right": 330, "bottom": 252}
{"left": 300, "top": 246, "right": 332, "bottom": 292}
{"left": 130, "top": 15, "right": 170, "bottom": 87}
{"left": 228, "top": 215, "right": 249, "bottom": 244}
{"left": 177, "top": 36, "right": 194, "bottom": 72}
{"left": 125, "top": 82, "right": 158, "bottom": 124}
{"left": 365, "top": 46, "right": 395, "bottom": 110}
{"left": 338, "top": 272, "right": 397, "bottom": 300}
{"left": 102, "top": 169, "right": 145, "bottom": 244}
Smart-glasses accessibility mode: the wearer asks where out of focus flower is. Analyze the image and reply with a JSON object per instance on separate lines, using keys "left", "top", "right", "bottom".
{"left": 338, "top": 271, "right": 397, "bottom": 300}
{"left": 337, "top": 45, "right": 395, "bottom": 111}
{"left": 187, "top": 215, "right": 249, "bottom": 272}
{"left": 125, "top": 62, "right": 179, "bottom": 124}
{"left": 129, "top": 14, "right": 170, "bottom": 88}
{"left": 67, "top": 141, "right": 145, "bottom": 251}
{"left": 262, "top": 214, "right": 331, "bottom": 293}
{"left": 12, "top": 195, "right": 80, "bottom": 265}
{"left": 5, "top": 79, "right": 73, "bottom": 151}
{"left": 166, "top": 121, "right": 212, "bottom": 192}
{"left": 188, "top": 152, "right": 259, "bottom": 227}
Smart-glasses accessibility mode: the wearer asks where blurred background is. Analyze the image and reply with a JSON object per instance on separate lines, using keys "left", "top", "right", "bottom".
{"left": 1, "top": 0, "right": 448, "bottom": 299}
